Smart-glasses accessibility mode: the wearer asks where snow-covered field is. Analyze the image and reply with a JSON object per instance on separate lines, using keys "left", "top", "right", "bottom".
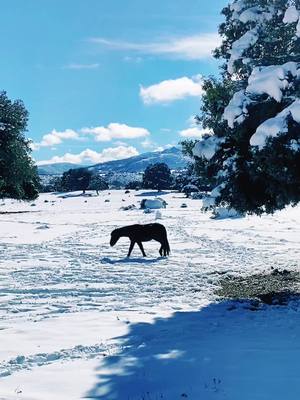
{"left": 1, "top": 190, "right": 300, "bottom": 399}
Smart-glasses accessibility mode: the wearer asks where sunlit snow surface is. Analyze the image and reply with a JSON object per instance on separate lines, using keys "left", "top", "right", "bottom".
{"left": 1, "top": 190, "right": 300, "bottom": 399}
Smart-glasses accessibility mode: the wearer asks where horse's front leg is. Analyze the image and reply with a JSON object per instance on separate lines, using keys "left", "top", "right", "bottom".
{"left": 127, "top": 241, "right": 135, "bottom": 257}
{"left": 137, "top": 242, "right": 146, "bottom": 257}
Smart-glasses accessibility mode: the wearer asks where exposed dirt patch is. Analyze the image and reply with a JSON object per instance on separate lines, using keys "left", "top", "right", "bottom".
{"left": 216, "top": 268, "right": 300, "bottom": 305}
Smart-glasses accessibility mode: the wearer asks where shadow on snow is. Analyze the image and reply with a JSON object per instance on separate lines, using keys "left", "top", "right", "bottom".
{"left": 101, "top": 257, "right": 165, "bottom": 265}
{"left": 135, "top": 191, "right": 172, "bottom": 197}
{"left": 85, "top": 296, "right": 300, "bottom": 400}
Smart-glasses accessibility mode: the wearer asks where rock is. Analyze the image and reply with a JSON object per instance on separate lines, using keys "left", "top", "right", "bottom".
{"left": 140, "top": 198, "right": 167, "bottom": 210}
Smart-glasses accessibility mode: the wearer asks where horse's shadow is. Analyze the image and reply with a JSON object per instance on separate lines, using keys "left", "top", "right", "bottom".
{"left": 101, "top": 256, "right": 165, "bottom": 265}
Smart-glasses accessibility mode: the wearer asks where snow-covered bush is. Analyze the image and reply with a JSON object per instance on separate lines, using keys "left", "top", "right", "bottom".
{"left": 190, "top": 0, "right": 300, "bottom": 215}
{"left": 182, "top": 184, "right": 199, "bottom": 197}
{"left": 211, "top": 207, "right": 243, "bottom": 219}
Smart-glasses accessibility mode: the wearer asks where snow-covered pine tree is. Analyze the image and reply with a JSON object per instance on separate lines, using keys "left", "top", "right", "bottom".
{"left": 193, "top": 0, "right": 300, "bottom": 214}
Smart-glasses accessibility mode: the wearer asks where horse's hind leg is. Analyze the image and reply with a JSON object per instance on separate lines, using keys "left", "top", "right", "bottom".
{"left": 159, "top": 245, "right": 163, "bottom": 256}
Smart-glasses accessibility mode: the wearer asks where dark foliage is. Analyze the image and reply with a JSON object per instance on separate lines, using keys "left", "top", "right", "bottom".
{"left": 0, "top": 91, "right": 39, "bottom": 200}
{"left": 142, "top": 163, "right": 173, "bottom": 191}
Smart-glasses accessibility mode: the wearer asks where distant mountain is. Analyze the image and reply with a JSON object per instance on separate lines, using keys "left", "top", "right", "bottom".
{"left": 90, "top": 147, "right": 187, "bottom": 173}
{"left": 37, "top": 163, "right": 84, "bottom": 175}
{"left": 37, "top": 147, "right": 187, "bottom": 176}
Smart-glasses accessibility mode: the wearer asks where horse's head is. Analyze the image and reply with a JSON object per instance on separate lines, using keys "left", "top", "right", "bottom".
{"left": 110, "top": 229, "right": 120, "bottom": 246}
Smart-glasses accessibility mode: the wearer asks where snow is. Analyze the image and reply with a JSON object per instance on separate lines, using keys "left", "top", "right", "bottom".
{"left": 193, "top": 135, "right": 224, "bottom": 160}
{"left": 201, "top": 184, "right": 225, "bottom": 209}
{"left": 223, "top": 90, "right": 250, "bottom": 128}
{"left": 250, "top": 99, "right": 300, "bottom": 148}
{"left": 1, "top": 190, "right": 300, "bottom": 398}
{"left": 289, "top": 139, "right": 300, "bottom": 152}
{"left": 227, "top": 29, "right": 258, "bottom": 75}
{"left": 224, "top": 62, "right": 300, "bottom": 137}
{"left": 230, "top": 0, "right": 245, "bottom": 15}
{"left": 227, "top": 1, "right": 276, "bottom": 75}
{"left": 283, "top": 6, "right": 299, "bottom": 24}
{"left": 283, "top": 5, "right": 300, "bottom": 37}
{"left": 247, "top": 62, "right": 300, "bottom": 103}
{"left": 239, "top": 6, "right": 273, "bottom": 24}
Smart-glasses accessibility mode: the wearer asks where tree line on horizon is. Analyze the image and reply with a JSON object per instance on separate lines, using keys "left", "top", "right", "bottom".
{"left": 39, "top": 162, "right": 197, "bottom": 194}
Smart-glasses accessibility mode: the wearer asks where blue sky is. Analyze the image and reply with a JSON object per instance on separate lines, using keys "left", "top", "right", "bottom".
{"left": 1, "top": 0, "right": 228, "bottom": 165}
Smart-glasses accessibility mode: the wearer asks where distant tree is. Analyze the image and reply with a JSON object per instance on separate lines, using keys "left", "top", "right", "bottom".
{"left": 125, "top": 181, "right": 142, "bottom": 190}
{"left": 172, "top": 172, "right": 190, "bottom": 191}
{"left": 39, "top": 176, "right": 63, "bottom": 193}
{"left": 61, "top": 168, "right": 92, "bottom": 193}
{"left": 0, "top": 91, "right": 39, "bottom": 200}
{"left": 88, "top": 174, "right": 108, "bottom": 195}
{"left": 142, "top": 163, "right": 173, "bottom": 191}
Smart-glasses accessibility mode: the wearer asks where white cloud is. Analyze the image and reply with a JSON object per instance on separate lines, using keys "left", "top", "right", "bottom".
{"left": 89, "top": 33, "right": 220, "bottom": 60}
{"left": 81, "top": 123, "right": 150, "bottom": 142}
{"left": 63, "top": 63, "right": 100, "bottom": 70}
{"left": 140, "top": 76, "right": 203, "bottom": 104}
{"left": 34, "top": 129, "right": 80, "bottom": 149}
{"left": 141, "top": 138, "right": 157, "bottom": 149}
{"left": 179, "top": 127, "right": 211, "bottom": 138}
{"left": 36, "top": 145, "right": 139, "bottom": 166}
{"left": 123, "top": 56, "right": 143, "bottom": 63}
{"left": 186, "top": 115, "right": 197, "bottom": 126}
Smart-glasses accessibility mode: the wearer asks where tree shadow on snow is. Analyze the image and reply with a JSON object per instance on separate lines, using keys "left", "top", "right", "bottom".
{"left": 135, "top": 191, "right": 172, "bottom": 197}
{"left": 85, "top": 294, "right": 300, "bottom": 400}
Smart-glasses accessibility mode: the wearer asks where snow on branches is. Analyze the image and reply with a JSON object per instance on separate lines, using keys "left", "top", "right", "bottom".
{"left": 223, "top": 62, "right": 300, "bottom": 146}
{"left": 250, "top": 99, "right": 300, "bottom": 148}
{"left": 283, "top": 5, "right": 300, "bottom": 37}
{"left": 227, "top": 0, "right": 275, "bottom": 75}
{"left": 193, "top": 135, "right": 224, "bottom": 160}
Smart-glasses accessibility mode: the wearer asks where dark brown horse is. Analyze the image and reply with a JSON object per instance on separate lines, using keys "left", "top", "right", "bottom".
{"left": 110, "top": 223, "right": 170, "bottom": 257}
